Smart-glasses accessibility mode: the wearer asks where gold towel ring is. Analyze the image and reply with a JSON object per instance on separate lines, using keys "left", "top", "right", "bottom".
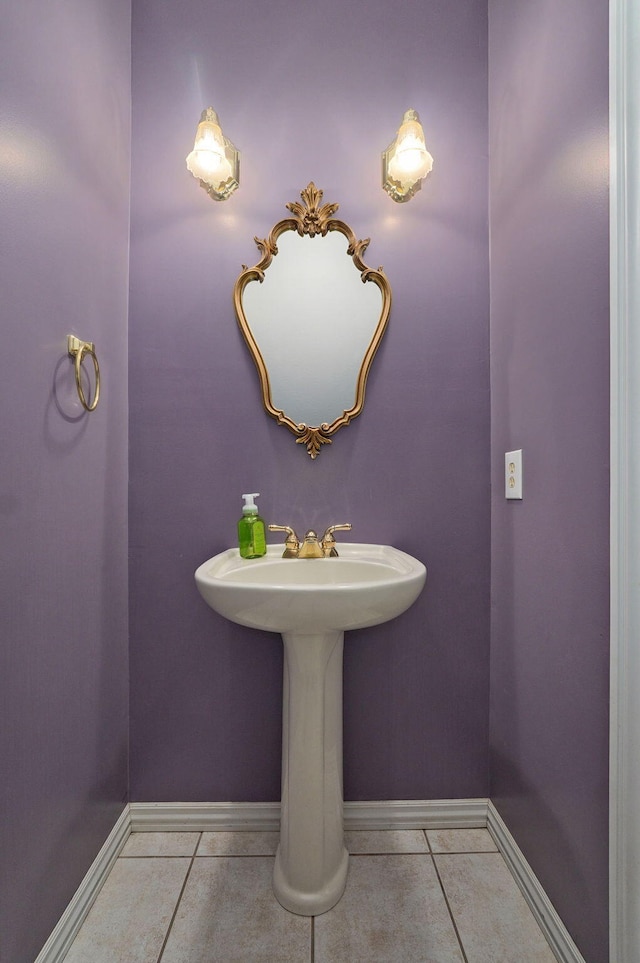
{"left": 67, "top": 335, "right": 101, "bottom": 412}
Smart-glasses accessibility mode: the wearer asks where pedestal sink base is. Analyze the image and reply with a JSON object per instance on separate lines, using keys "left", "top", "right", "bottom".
{"left": 274, "top": 629, "right": 348, "bottom": 916}
{"left": 273, "top": 844, "right": 349, "bottom": 916}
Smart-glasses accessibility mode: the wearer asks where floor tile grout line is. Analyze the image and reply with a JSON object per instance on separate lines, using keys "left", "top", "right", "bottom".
{"left": 422, "top": 828, "right": 432, "bottom": 854}
{"left": 431, "top": 853, "right": 471, "bottom": 963}
{"left": 121, "top": 853, "right": 202, "bottom": 858}
{"left": 194, "top": 852, "right": 278, "bottom": 859}
{"left": 348, "top": 850, "right": 430, "bottom": 856}
{"left": 310, "top": 915, "right": 315, "bottom": 963}
{"left": 433, "top": 849, "right": 502, "bottom": 856}
{"left": 155, "top": 832, "right": 202, "bottom": 963}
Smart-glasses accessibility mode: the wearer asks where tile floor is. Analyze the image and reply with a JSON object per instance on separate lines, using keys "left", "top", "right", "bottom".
{"left": 62, "top": 828, "right": 558, "bottom": 962}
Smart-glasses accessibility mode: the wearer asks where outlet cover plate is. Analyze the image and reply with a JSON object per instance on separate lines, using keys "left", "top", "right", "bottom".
{"left": 505, "top": 450, "right": 523, "bottom": 499}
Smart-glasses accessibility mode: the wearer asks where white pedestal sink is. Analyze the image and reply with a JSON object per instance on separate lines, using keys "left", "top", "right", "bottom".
{"left": 195, "top": 543, "right": 426, "bottom": 916}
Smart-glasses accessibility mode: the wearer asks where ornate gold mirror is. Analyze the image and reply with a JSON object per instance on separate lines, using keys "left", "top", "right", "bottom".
{"left": 234, "top": 184, "right": 392, "bottom": 458}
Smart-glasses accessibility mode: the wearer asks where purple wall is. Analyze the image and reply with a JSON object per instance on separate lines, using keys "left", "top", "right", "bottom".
{"left": 488, "top": 1, "right": 610, "bottom": 961}
{"left": 129, "top": 0, "right": 490, "bottom": 803}
{"left": 0, "top": 4, "right": 130, "bottom": 962}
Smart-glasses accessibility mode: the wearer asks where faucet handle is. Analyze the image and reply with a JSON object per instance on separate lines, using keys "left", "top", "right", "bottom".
{"left": 321, "top": 523, "right": 352, "bottom": 557}
{"left": 268, "top": 524, "right": 300, "bottom": 558}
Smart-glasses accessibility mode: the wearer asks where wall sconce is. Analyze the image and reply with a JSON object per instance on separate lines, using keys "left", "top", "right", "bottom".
{"left": 382, "top": 109, "right": 433, "bottom": 203}
{"left": 186, "top": 107, "right": 240, "bottom": 201}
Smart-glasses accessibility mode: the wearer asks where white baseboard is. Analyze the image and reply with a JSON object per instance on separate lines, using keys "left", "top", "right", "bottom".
{"left": 487, "top": 801, "right": 586, "bottom": 963}
{"left": 34, "top": 798, "right": 584, "bottom": 963}
{"left": 129, "top": 797, "right": 489, "bottom": 832}
{"left": 129, "top": 800, "right": 281, "bottom": 831}
{"left": 34, "top": 806, "right": 131, "bottom": 963}
{"left": 346, "top": 797, "right": 488, "bottom": 830}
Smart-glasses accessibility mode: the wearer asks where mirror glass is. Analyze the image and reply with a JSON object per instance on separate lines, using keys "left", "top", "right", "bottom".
{"left": 242, "top": 231, "right": 382, "bottom": 426}
{"left": 234, "top": 184, "right": 392, "bottom": 458}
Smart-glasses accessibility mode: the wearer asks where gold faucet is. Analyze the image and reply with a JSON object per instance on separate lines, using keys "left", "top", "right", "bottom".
{"left": 268, "top": 523, "right": 352, "bottom": 558}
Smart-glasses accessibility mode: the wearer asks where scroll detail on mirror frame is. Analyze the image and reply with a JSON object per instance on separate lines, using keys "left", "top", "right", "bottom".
{"left": 233, "top": 183, "right": 392, "bottom": 458}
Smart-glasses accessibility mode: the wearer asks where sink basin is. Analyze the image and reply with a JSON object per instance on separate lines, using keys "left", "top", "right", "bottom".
{"left": 195, "top": 541, "right": 426, "bottom": 917}
{"left": 195, "top": 543, "right": 426, "bottom": 633}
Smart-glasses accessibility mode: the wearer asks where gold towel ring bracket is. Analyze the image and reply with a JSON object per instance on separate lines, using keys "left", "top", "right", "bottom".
{"left": 67, "top": 335, "right": 101, "bottom": 412}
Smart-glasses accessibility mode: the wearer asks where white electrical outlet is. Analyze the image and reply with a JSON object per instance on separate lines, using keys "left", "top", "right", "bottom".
{"left": 505, "top": 450, "right": 523, "bottom": 499}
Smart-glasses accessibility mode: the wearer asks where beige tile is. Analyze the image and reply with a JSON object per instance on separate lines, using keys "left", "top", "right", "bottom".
{"left": 64, "top": 857, "right": 190, "bottom": 963}
{"left": 121, "top": 831, "right": 200, "bottom": 857}
{"left": 345, "top": 829, "right": 429, "bottom": 854}
{"left": 427, "top": 828, "right": 498, "bottom": 854}
{"left": 197, "top": 831, "right": 279, "bottom": 856}
{"left": 315, "top": 854, "right": 464, "bottom": 962}
{"left": 435, "top": 853, "right": 556, "bottom": 962}
{"left": 160, "top": 856, "right": 310, "bottom": 962}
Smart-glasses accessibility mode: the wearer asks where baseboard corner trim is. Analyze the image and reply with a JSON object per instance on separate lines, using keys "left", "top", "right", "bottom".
{"left": 487, "top": 801, "right": 586, "bottom": 963}
{"left": 34, "top": 805, "right": 131, "bottom": 963}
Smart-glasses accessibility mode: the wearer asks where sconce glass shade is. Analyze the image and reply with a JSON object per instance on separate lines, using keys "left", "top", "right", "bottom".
{"left": 382, "top": 109, "right": 433, "bottom": 203}
{"left": 186, "top": 107, "right": 240, "bottom": 201}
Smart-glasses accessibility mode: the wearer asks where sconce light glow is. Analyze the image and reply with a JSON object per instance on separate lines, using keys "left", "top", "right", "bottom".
{"left": 186, "top": 107, "right": 240, "bottom": 201}
{"left": 382, "top": 109, "right": 433, "bottom": 203}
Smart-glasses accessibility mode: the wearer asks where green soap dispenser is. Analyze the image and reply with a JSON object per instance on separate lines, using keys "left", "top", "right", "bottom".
{"left": 238, "top": 492, "right": 267, "bottom": 559}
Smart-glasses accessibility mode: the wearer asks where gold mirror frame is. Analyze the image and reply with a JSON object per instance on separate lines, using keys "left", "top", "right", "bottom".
{"left": 233, "top": 183, "right": 392, "bottom": 458}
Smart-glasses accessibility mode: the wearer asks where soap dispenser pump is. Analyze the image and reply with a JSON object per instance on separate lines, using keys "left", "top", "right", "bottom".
{"left": 238, "top": 493, "right": 267, "bottom": 559}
